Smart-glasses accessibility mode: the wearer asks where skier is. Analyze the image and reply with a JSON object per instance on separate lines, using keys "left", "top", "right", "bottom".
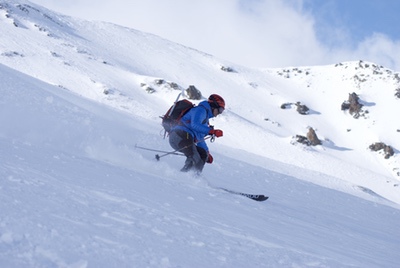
{"left": 168, "top": 94, "right": 225, "bottom": 174}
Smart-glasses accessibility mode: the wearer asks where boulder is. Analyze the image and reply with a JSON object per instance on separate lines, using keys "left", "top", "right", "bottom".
{"left": 307, "top": 127, "right": 322, "bottom": 146}
{"left": 186, "top": 85, "right": 202, "bottom": 100}
{"left": 369, "top": 142, "right": 395, "bottom": 159}
{"left": 341, "top": 92, "right": 363, "bottom": 118}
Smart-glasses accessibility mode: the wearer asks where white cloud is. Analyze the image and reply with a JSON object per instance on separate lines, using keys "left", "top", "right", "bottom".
{"left": 30, "top": 0, "right": 400, "bottom": 71}
{"left": 355, "top": 34, "right": 400, "bottom": 71}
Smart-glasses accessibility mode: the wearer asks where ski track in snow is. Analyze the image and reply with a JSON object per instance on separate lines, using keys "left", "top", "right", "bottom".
{"left": 1, "top": 136, "right": 399, "bottom": 267}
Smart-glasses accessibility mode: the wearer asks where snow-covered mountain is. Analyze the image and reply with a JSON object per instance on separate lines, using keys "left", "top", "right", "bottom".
{"left": 1, "top": 0, "right": 399, "bottom": 267}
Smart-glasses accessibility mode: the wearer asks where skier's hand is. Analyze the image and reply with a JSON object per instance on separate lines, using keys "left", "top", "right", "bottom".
{"left": 209, "top": 129, "right": 223, "bottom": 137}
{"left": 206, "top": 153, "right": 213, "bottom": 164}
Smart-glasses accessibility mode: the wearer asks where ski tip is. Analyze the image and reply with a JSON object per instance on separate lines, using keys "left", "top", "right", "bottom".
{"left": 254, "top": 195, "right": 269, "bottom": 201}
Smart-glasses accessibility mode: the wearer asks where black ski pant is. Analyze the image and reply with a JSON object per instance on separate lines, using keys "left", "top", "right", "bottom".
{"left": 169, "top": 130, "right": 207, "bottom": 172}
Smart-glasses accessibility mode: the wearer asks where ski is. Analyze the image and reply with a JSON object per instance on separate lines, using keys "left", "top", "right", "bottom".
{"left": 216, "top": 187, "right": 269, "bottom": 202}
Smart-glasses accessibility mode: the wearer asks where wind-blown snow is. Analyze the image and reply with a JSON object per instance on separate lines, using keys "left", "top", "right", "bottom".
{"left": 1, "top": 0, "right": 399, "bottom": 267}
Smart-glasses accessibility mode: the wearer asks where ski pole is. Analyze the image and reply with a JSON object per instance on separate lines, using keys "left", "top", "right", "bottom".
{"left": 155, "top": 135, "right": 212, "bottom": 161}
{"left": 134, "top": 144, "right": 185, "bottom": 156}
{"left": 155, "top": 147, "right": 187, "bottom": 161}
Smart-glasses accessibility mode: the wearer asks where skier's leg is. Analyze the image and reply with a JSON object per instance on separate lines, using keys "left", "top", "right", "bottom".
{"left": 169, "top": 130, "right": 197, "bottom": 172}
{"left": 192, "top": 146, "right": 207, "bottom": 173}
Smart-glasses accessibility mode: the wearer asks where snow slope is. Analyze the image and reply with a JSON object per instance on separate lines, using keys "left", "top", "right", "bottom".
{"left": 1, "top": 1, "right": 400, "bottom": 267}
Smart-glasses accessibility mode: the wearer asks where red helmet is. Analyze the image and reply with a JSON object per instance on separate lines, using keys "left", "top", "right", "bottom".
{"left": 208, "top": 94, "right": 225, "bottom": 109}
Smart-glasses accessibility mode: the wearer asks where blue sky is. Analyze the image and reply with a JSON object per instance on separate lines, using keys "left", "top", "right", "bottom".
{"left": 29, "top": 0, "right": 400, "bottom": 71}
{"left": 303, "top": 0, "right": 400, "bottom": 47}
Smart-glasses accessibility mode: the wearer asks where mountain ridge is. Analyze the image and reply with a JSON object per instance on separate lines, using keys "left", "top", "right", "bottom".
{"left": 1, "top": 0, "right": 399, "bottom": 202}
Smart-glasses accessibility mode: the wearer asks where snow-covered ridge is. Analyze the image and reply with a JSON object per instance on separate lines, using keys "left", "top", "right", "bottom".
{"left": 1, "top": 0, "right": 399, "bottom": 197}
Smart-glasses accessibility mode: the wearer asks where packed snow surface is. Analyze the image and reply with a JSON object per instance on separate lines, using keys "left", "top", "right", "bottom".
{"left": 1, "top": 1, "right": 399, "bottom": 267}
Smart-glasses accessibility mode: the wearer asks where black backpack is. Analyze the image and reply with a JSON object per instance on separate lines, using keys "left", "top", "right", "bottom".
{"left": 161, "top": 99, "right": 194, "bottom": 135}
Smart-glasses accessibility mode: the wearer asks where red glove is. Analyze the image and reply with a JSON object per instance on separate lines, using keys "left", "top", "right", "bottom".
{"left": 209, "top": 129, "right": 223, "bottom": 137}
{"left": 206, "top": 153, "right": 213, "bottom": 164}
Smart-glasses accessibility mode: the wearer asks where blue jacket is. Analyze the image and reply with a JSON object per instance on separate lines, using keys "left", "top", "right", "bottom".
{"left": 173, "top": 100, "right": 214, "bottom": 151}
